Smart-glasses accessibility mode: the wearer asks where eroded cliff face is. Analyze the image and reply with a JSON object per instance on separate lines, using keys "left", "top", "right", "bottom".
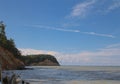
{"left": 0, "top": 46, "right": 24, "bottom": 70}
{"left": 30, "top": 59, "right": 60, "bottom": 66}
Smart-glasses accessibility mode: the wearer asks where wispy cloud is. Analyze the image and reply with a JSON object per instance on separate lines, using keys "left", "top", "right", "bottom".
{"left": 62, "top": 23, "right": 80, "bottom": 28}
{"left": 68, "top": 0, "right": 120, "bottom": 17}
{"left": 19, "top": 48, "right": 59, "bottom": 56}
{"left": 70, "top": 0, "right": 97, "bottom": 17}
{"left": 106, "top": 0, "right": 120, "bottom": 13}
{"left": 83, "top": 32, "right": 115, "bottom": 38}
{"left": 105, "top": 43, "right": 120, "bottom": 48}
{"left": 30, "top": 25, "right": 80, "bottom": 33}
{"left": 29, "top": 25, "right": 115, "bottom": 38}
{"left": 19, "top": 43, "right": 120, "bottom": 65}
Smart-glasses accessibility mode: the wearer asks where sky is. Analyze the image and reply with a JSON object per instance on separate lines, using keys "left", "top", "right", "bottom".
{"left": 0, "top": 0, "right": 120, "bottom": 65}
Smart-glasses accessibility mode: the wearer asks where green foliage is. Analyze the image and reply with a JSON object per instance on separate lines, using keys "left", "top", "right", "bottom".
{"left": 0, "top": 22, "right": 7, "bottom": 46}
{"left": 20, "top": 54, "right": 60, "bottom": 65}
{"left": 0, "top": 22, "right": 21, "bottom": 58}
{"left": 0, "top": 21, "right": 5, "bottom": 35}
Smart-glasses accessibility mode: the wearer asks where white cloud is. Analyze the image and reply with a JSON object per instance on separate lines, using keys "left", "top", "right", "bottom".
{"left": 19, "top": 43, "right": 120, "bottom": 65}
{"left": 29, "top": 25, "right": 80, "bottom": 33}
{"left": 81, "top": 48, "right": 120, "bottom": 57}
{"left": 60, "top": 47, "right": 120, "bottom": 65}
{"left": 62, "top": 23, "right": 80, "bottom": 28}
{"left": 19, "top": 48, "right": 59, "bottom": 56}
{"left": 70, "top": 0, "right": 96, "bottom": 17}
{"left": 68, "top": 0, "right": 120, "bottom": 17}
{"left": 83, "top": 32, "right": 115, "bottom": 38}
{"left": 53, "top": 28, "right": 80, "bottom": 33}
{"left": 106, "top": 43, "right": 120, "bottom": 48}
{"left": 28, "top": 25, "right": 115, "bottom": 38}
{"left": 106, "top": 0, "right": 120, "bottom": 13}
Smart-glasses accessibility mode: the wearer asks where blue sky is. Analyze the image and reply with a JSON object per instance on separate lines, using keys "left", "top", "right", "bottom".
{"left": 0, "top": 0, "right": 120, "bottom": 65}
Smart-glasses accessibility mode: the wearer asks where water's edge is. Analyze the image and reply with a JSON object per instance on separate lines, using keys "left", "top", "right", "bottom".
{"left": 2, "top": 66, "right": 120, "bottom": 84}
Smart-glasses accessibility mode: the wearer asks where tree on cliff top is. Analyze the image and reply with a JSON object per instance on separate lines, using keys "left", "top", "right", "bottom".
{"left": 0, "top": 21, "right": 5, "bottom": 35}
{"left": 0, "top": 21, "right": 7, "bottom": 45}
{"left": 0, "top": 22, "right": 21, "bottom": 58}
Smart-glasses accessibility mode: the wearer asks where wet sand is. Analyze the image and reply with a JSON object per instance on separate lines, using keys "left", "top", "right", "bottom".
{"left": 33, "top": 66, "right": 120, "bottom": 71}
{"left": 26, "top": 80, "right": 120, "bottom": 84}
{"left": 66, "top": 80, "right": 120, "bottom": 84}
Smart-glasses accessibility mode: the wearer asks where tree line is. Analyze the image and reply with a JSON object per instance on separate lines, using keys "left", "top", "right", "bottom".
{"left": 21, "top": 54, "right": 60, "bottom": 65}
{"left": 0, "top": 22, "right": 21, "bottom": 58}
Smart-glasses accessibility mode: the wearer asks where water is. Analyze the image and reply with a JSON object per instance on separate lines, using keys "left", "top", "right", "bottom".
{"left": 2, "top": 66, "right": 120, "bottom": 84}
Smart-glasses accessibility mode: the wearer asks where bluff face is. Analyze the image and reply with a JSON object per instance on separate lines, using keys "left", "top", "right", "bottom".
{"left": 0, "top": 46, "right": 24, "bottom": 70}
{"left": 21, "top": 54, "right": 60, "bottom": 66}
{"left": 0, "top": 22, "right": 24, "bottom": 70}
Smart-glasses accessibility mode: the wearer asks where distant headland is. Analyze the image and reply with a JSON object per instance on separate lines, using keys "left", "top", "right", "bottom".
{"left": 0, "top": 22, "right": 60, "bottom": 71}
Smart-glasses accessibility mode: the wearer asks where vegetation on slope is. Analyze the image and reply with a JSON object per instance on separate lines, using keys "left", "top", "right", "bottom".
{"left": 20, "top": 54, "right": 60, "bottom": 66}
{"left": 0, "top": 22, "right": 24, "bottom": 70}
{"left": 0, "top": 21, "right": 21, "bottom": 58}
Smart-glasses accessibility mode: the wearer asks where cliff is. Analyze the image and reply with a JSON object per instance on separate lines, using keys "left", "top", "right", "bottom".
{"left": 21, "top": 54, "right": 60, "bottom": 66}
{"left": 0, "top": 22, "right": 24, "bottom": 70}
{"left": 0, "top": 46, "right": 24, "bottom": 70}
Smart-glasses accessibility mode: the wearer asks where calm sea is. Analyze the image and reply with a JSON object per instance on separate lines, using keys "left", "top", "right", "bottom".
{"left": 2, "top": 66, "right": 120, "bottom": 84}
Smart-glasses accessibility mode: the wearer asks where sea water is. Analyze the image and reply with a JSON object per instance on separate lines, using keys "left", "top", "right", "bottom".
{"left": 2, "top": 66, "right": 120, "bottom": 84}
